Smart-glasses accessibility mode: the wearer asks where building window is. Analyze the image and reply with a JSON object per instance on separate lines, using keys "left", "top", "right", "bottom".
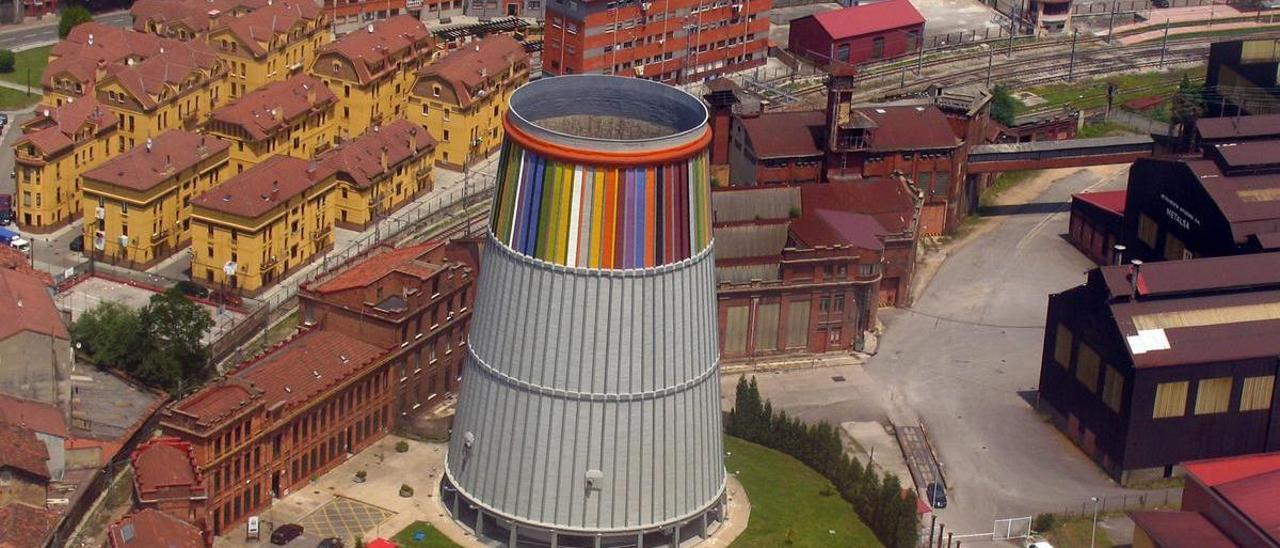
{"left": 836, "top": 44, "right": 850, "bottom": 62}
{"left": 754, "top": 302, "right": 779, "bottom": 352}
{"left": 1075, "top": 344, "right": 1100, "bottom": 393}
{"left": 724, "top": 305, "right": 748, "bottom": 354}
{"left": 1102, "top": 365, "right": 1124, "bottom": 413}
{"left": 1194, "top": 377, "right": 1232, "bottom": 415}
{"left": 871, "top": 36, "right": 885, "bottom": 59}
{"left": 1137, "top": 213, "right": 1159, "bottom": 248}
{"left": 1241, "top": 375, "right": 1275, "bottom": 411}
{"left": 1163, "top": 233, "right": 1186, "bottom": 261}
{"left": 786, "top": 300, "right": 810, "bottom": 349}
{"left": 1152, "top": 381, "right": 1188, "bottom": 419}
{"left": 1053, "top": 325, "right": 1072, "bottom": 368}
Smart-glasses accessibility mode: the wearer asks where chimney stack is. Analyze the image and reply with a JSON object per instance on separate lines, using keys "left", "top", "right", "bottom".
{"left": 380, "top": 145, "right": 389, "bottom": 171}
{"left": 1113, "top": 244, "right": 1126, "bottom": 266}
{"left": 1129, "top": 259, "right": 1144, "bottom": 299}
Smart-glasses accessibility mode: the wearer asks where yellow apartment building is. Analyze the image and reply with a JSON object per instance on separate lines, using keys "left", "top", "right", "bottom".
{"left": 207, "top": 0, "right": 330, "bottom": 98}
{"left": 95, "top": 40, "right": 228, "bottom": 149}
{"left": 309, "top": 15, "right": 435, "bottom": 140}
{"left": 131, "top": 0, "right": 264, "bottom": 40}
{"left": 206, "top": 74, "right": 338, "bottom": 173}
{"left": 81, "top": 130, "right": 231, "bottom": 268}
{"left": 408, "top": 34, "right": 528, "bottom": 170}
{"left": 13, "top": 99, "right": 119, "bottom": 232}
{"left": 40, "top": 23, "right": 170, "bottom": 108}
{"left": 319, "top": 118, "right": 436, "bottom": 229}
{"left": 189, "top": 155, "right": 337, "bottom": 294}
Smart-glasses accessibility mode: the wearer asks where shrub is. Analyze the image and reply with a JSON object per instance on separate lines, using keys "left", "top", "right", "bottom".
{"left": 59, "top": 6, "right": 92, "bottom": 39}
{"left": 1032, "top": 513, "right": 1056, "bottom": 533}
{"left": 395, "top": 440, "right": 409, "bottom": 453}
{"left": 355, "top": 470, "right": 367, "bottom": 482}
{"left": 399, "top": 483, "right": 414, "bottom": 497}
{"left": 0, "top": 50, "right": 14, "bottom": 73}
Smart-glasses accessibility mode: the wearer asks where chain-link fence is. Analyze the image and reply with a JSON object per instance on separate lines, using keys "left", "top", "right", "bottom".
{"left": 1059, "top": 488, "right": 1182, "bottom": 518}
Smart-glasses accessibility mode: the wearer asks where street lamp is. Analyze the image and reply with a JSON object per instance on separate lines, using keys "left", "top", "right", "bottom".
{"left": 1090, "top": 496, "right": 1100, "bottom": 548}
{"left": 222, "top": 260, "right": 237, "bottom": 314}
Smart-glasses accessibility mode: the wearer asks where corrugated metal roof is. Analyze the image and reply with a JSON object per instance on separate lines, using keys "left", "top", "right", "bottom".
{"left": 807, "top": 0, "right": 925, "bottom": 40}
{"left": 1129, "top": 511, "right": 1234, "bottom": 548}
{"left": 1196, "top": 113, "right": 1280, "bottom": 141}
{"left": 711, "top": 187, "right": 800, "bottom": 223}
{"left": 713, "top": 224, "right": 789, "bottom": 260}
{"left": 717, "top": 264, "right": 779, "bottom": 283}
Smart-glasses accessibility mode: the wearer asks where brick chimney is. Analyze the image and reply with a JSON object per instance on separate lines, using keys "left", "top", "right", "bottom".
{"left": 702, "top": 79, "right": 740, "bottom": 185}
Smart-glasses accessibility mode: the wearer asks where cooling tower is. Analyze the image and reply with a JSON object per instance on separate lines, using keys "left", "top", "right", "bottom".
{"left": 442, "top": 75, "right": 725, "bottom": 548}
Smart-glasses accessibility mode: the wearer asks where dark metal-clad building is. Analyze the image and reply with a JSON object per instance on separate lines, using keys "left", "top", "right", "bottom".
{"left": 1038, "top": 254, "right": 1280, "bottom": 484}
{"left": 1068, "top": 190, "right": 1127, "bottom": 266}
{"left": 1122, "top": 138, "right": 1280, "bottom": 262}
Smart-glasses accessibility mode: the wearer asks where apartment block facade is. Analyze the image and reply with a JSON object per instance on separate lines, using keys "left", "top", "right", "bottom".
{"left": 318, "top": 118, "right": 437, "bottom": 229}
{"left": 207, "top": 74, "right": 339, "bottom": 173}
{"left": 13, "top": 100, "right": 119, "bottom": 232}
{"left": 205, "top": 0, "right": 331, "bottom": 97}
{"left": 81, "top": 131, "right": 231, "bottom": 268}
{"left": 542, "top": 0, "right": 769, "bottom": 83}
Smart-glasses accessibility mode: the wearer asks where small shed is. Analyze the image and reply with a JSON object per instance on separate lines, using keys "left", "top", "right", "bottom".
{"left": 788, "top": 0, "right": 925, "bottom": 67}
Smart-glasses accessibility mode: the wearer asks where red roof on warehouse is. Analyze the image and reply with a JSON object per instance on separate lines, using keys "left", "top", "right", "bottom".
{"left": 805, "top": 0, "right": 925, "bottom": 40}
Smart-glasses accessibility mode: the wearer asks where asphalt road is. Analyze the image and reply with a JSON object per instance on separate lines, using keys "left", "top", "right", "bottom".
{"left": 745, "top": 167, "right": 1150, "bottom": 541}
{"left": 0, "top": 11, "right": 132, "bottom": 51}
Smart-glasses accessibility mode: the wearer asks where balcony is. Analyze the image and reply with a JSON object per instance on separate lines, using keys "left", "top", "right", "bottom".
{"left": 149, "top": 228, "right": 170, "bottom": 243}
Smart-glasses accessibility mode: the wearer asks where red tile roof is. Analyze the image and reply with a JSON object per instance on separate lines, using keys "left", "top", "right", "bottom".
{"left": 219, "top": 0, "right": 323, "bottom": 57}
{"left": 308, "top": 242, "right": 441, "bottom": 294}
{"left": 0, "top": 503, "right": 59, "bottom": 548}
{"left": 319, "top": 118, "right": 435, "bottom": 189}
{"left": 42, "top": 23, "right": 169, "bottom": 88}
{"left": 1129, "top": 510, "right": 1235, "bottom": 548}
{"left": 191, "top": 155, "right": 336, "bottom": 219}
{"left": 108, "top": 508, "right": 204, "bottom": 548}
{"left": 0, "top": 246, "right": 52, "bottom": 286}
{"left": 174, "top": 328, "right": 388, "bottom": 427}
{"left": 0, "top": 268, "right": 68, "bottom": 341}
{"left": 1073, "top": 189, "right": 1126, "bottom": 216}
{"left": 0, "top": 424, "right": 50, "bottom": 480}
{"left": 420, "top": 34, "right": 527, "bottom": 108}
{"left": 736, "top": 110, "right": 826, "bottom": 159}
{"left": 800, "top": 179, "right": 919, "bottom": 234}
{"left": 18, "top": 98, "right": 118, "bottom": 157}
{"left": 856, "top": 104, "right": 960, "bottom": 151}
{"left": 0, "top": 393, "right": 67, "bottom": 438}
{"left": 131, "top": 437, "right": 202, "bottom": 496}
{"left": 211, "top": 74, "right": 336, "bottom": 141}
{"left": 104, "top": 40, "right": 222, "bottom": 110}
{"left": 807, "top": 0, "right": 925, "bottom": 40}
{"left": 790, "top": 208, "right": 887, "bottom": 250}
{"left": 318, "top": 15, "right": 432, "bottom": 84}
{"left": 131, "top": 0, "right": 272, "bottom": 34}
{"left": 83, "top": 130, "right": 229, "bottom": 192}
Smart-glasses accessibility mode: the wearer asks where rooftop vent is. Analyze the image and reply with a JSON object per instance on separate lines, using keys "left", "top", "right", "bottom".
{"left": 284, "top": 386, "right": 292, "bottom": 393}
{"left": 223, "top": 194, "right": 232, "bottom": 202}
{"left": 339, "top": 354, "right": 349, "bottom": 363}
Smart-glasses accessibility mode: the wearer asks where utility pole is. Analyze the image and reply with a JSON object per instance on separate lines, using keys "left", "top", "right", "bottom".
{"left": 1006, "top": 1, "right": 1017, "bottom": 58}
{"left": 986, "top": 44, "right": 995, "bottom": 87}
{"left": 916, "top": 39, "right": 925, "bottom": 75}
{"left": 1067, "top": 28, "right": 1078, "bottom": 82}
{"left": 1159, "top": 19, "right": 1169, "bottom": 68}
{"left": 1106, "top": 0, "right": 1117, "bottom": 43}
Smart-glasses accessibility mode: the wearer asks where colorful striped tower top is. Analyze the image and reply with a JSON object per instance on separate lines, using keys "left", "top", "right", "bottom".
{"left": 489, "top": 75, "right": 712, "bottom": 270}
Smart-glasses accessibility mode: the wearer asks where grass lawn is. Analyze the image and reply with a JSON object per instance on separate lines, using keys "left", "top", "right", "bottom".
{"left": 390, "top": 520, "right": 461, "bottom": 547}
{"left": 1076, "top": 121, "right": 1134, "bottom": 139}
{"left": 1018, "top": 67, "right": 1201, "bottom": 113}
{"left": 979, "top": 170, "right": 1036, "bottom": 209}
{"left": 725, "top": 436, "right": 881, "bottom": 548}
{"left": 1046, "top": 515, "right": 1115, "bottom": 548}
{"left": 0, "top": 45, "right": 51, "bottom": 89}
{"left": 0, "top": 86, "right": 39, "bottom": 110}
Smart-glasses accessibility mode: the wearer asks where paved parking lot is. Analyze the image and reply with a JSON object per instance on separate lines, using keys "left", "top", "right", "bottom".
{"left": 297, "top": 498, "right": 395, "bottom": 542}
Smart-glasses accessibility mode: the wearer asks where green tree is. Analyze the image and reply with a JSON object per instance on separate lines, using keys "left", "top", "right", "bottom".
{"left": 1170, "top": 74, "right": 1205, "bottom": 152}
{"left": 991, "top": 83, "right": 1018, "bottom": 127}
{"left": 136, "top": 288, "right": 214, "bottom": 393}
{"left": 71, "top": 301, "right": 142, "bottom": 369}
{"left": 0, "top": 50, "right": 14, "bottom": 73}
{"left": 58, "top": 6, "right": 92, "bottom": 39}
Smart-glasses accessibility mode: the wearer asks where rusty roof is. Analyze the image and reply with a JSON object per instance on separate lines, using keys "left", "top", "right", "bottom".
{"left": 83, "top": 130, "right": 229, "bottom": 192}
{"left": 0, "top": 393, "right": 67, "bottom": 438}
{"left": 191, "top": 155, "right": 335, "bottom": 219}
{"left": 107, "top": 508, "right": 204, "bottom": 548}
{"left": 0, "top": 503, "right": 59, "bottom": 548}
{"left": 419, "top": 34, "right": 526, "bottom": 108}
{"left": 319, "top": 118, "right": 435, "bottom": 189}
{"left": 1196, "top": 114, "right": 1280, "bottom": 141}
{"left": 0, "top": 423, "right": 49, "bottom": 480}
{"left": 307, "top": 241, "right": 444, "bottom": 294}
{"left": 735, "top": 109, "right": 826, "bottom": 159}
{"left": 317, "top": 15, "right": 432, "bottom": 85}
{"left": 211, "top": 74, "right": 336, "bottom": 141}
{"left": 790, "top": 208, "right": 886, "bottom": 250}
{"left": 0, "top": 247, "right": 52, "bottom": 286}
{"left": 0, "top": 268, "right": 68, "bottom": 342}
{"left": 800, "top": 179, "right": 918, "bottom": 235}
{"left": 855, "top": 104, "right": 960, "bottom": 151}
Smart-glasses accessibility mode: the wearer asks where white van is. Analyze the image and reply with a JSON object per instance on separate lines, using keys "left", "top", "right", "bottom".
{"left": 11, "top": 237, "right": 30, "bottom": 254}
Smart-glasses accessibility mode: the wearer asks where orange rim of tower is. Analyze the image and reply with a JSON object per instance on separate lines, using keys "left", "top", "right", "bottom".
{"left": 502, "top": 116, "right": 712, "bottom": 167}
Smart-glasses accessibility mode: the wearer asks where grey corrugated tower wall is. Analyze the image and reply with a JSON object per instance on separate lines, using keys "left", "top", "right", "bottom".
{"left": 442, "top": 75, "right": 726, "bottom": 548}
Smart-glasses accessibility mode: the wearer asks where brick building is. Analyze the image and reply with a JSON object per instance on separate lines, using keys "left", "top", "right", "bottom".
{"left": 160, "top": 328, "right": 394, "bottom": 535}
{"left": 1038, "top": 254, "right": 1280, "bottom": 484}
{"left": 131, "top": 437, "right": 208, "bottom": 526}
{"left": 712, "top": 186, "right": 886, "bottom": 360}
{"left": 1130, "top": 452, "right": 1280, "bottom": 547}
{"left": 0, "top": 424, "right": 49, "bottom": 508}
{"left": 542, "top": 0, "right": 770, "bottom": 83}
{"left": 108, "top": 508, "right": 207, "bottom": 548}
{"left": 0, "top": 268, "right": 72, "bottom": 410}
{"left": 0, "top": 502, "right": 59, "bottom": 548}
{"left": 787, "top": 0, "right": 924, "bottom": 67}
{"left": 298, "top": 240, "right": 477, "bottom": 420}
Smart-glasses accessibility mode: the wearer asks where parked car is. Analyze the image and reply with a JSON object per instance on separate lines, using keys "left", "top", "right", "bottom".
{"left": 316, "top": 538, "right": 344, "bottom": 548}
{"left": 0, "top": 194, "right": 11, "bottom": 226}
{"left": 926, "top": 482, "right": 948, "bottom": 509}
{"left": 173, "top": 280, "right": 210, "bottom": 299}
{"left": 69, "top": 234, "right": 84, "bottom": 252}
{"left": 270, "top": 523, "right": 304, "bottom": 545}
{"left": 0, "top": 210, "right": 11, "bottom": 226}
{"left": 0, "top": 113, "right": 10, "bottom": 127}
